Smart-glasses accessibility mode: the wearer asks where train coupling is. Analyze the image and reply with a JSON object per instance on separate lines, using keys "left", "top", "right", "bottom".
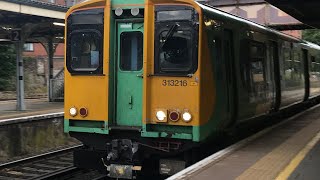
{"left": 103, "top": 139, "right": 141, "bottom": 179}
{"left": 107, "top": 164, "right": 142, "bottom": 179}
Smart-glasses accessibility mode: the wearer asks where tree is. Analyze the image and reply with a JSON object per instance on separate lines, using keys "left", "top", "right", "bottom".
{"left": 302, "top": 29, "right": 320, "bottom": 45}
{"left": 0, "top": 44, "right": 16, "bottom": 91}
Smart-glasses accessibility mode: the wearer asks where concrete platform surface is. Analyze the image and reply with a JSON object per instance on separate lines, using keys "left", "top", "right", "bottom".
{"left": 288, "top": 135, "right": 320, "bottom": 180}
{"left": 168, "top": 105, "right": 320, "bottom": 180}
{"left": 0, "top": 98, "right": 63, "bottom": 120}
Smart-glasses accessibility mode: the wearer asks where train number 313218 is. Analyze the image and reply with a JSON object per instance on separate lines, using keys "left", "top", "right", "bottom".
{"left": 162, "top": 80, "right": 188, "bottom": 86}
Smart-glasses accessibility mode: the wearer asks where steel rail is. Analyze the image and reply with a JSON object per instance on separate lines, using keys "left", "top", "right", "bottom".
{"left": 0, "top": 145, "right": 82, "bottom": 169}
{"left": 0, "top": 145, "right": 83, "bottom": 180}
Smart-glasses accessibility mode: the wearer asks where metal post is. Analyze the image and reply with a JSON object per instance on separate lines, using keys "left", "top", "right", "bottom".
{"left": 15, "top": 41, "right": 26, "bottom": 111}
{"left": 48, "top": 37, "right": 54, "bottom": 102}
{"left": 265, "top": 3, "right": 270, "bottom": 25}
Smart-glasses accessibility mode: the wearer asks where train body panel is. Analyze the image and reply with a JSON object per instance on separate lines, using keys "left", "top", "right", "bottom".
{"left": 64, "top": 0, "right": 320, "bottom": 178}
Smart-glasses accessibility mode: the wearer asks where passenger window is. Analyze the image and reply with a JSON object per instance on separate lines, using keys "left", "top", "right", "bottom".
{"left": 283, "top": 49, "right": 292, "bottom": 80}
{"left": 293, "top": 51, "right": 302, "bottom": 80}
{"left": 120, "top": 32, "right": 143, "bottom": 71}
{"left": 250, "top": 43, "right": 266, "bottom": 83}
{"left": 249, "top": 42, "right": 266, "bottom": 102}
{"left": 70, "top": 31, "right": 101, "bottom": 72}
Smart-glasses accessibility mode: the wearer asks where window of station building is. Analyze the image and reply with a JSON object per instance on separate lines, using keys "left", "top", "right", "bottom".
{"left": 69, "top": 30, "right": 102, "bottom": 73}
{"left": 23, "top": 43, "right": 34, "bottom": 52}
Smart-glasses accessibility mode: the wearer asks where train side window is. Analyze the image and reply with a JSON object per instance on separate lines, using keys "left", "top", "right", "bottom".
{"left": 283, "top": 49, "right": 292, "bottom": 80}
{"left": 250, "top": 43, "right": 266, "bottom": 83}
{"left": 311, "top": 56, "right": 317, "bottom": 74}
{"left": 249, "top": 42, "right": 266, "bottom": 101}
{"left": 293, "top": 51, "right": 302, "bottom": 80}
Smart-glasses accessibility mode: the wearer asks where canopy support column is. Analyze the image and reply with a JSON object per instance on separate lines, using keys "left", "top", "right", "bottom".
{"left": 15, "top": 41, "right": 26, "bottom": 111}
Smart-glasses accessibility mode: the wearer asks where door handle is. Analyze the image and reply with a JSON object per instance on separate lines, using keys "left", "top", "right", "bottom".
{"left": 129, "top": 96, "right": 133, "bottom": 109}
{"left": 137, "top": 74, "right": 143, "bottom": 78}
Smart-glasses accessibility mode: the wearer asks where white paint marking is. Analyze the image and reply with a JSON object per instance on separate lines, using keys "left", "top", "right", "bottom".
{"left": 0, "top": 112, "right": 64, "bottom": 125}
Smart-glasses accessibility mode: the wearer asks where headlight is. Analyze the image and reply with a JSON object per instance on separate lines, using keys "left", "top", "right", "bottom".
{"left": 156, "top": 111, "right": 167, "bottom": 121}
{"left": 131, "top": 8, "right": 139, "bottom": 16}
{"left": 69, "top": 107, "right": 77, "bottom": 117}
{"left": 115, "top": 7, "right": 123, "bottom": 16}
{"left": 182, "top": 112, "right": 192, "bottom": 122}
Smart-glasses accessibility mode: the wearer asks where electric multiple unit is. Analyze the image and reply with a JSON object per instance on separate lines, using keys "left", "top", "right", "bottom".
{"left": 64, "top": 0, "right": 320, "bottom": 178}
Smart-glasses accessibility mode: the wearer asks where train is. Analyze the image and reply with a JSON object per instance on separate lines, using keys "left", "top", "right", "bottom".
{"left": 64, "top": 0, "right": 320, "bottom": 179}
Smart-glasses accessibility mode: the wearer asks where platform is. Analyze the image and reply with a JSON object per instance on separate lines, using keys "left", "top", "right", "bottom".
{"left": 168, "top": 105, "right": 320, "bottom": 180}
{"left": 0, "top": 98, "right": 63, "bottom": 120}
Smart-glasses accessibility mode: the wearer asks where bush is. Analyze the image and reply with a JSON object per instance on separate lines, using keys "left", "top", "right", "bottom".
{"left": 302, "top": 29, "right": 320, "bottom": 45}
{"left": 0, "top": 45, "right": 16, "bottom": 91}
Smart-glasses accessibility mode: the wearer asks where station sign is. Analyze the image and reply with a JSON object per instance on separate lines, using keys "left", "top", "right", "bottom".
{"left": 11, "top": 29, "right": 21, "bottom": 41}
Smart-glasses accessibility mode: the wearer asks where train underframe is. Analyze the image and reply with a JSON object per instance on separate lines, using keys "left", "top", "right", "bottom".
{"left": 71, "top": 131, "right": 199, "bottom": 179}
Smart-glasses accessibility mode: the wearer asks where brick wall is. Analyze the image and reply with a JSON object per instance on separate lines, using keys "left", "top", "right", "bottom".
{"left": 210, "top": 0, "right": 302, "bottom": 38}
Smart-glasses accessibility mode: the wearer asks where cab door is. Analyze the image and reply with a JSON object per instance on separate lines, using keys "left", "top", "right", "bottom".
{"left": 116, "top": 22, "right": 143, "bottom": 127}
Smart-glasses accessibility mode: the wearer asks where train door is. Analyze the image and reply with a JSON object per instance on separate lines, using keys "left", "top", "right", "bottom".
{"left": 303, "top": 49, "right": 310, "bottom": 101}
{"left": 267, "top": 41, "right": 280, "bottom": 111}
{"left": 247, "top": 41, "right": 272, "bottom": 114}
{"left": 116, "top": 22, "right": 143, "bottom": 127}
{"left": 223, "top": 30, "right": 237, "bottom": 125}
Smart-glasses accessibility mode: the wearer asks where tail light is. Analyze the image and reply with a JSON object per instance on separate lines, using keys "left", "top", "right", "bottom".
{"left": 169, "top": 111, "right": 180, "bottom": 122}
{"left": 79, "top": 107, "right": 88, "bottom": 117}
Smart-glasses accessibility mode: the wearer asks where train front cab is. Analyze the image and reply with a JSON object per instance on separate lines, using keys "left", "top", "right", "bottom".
{"left": 64, "top": 0, "right": 212, "bottom": 177}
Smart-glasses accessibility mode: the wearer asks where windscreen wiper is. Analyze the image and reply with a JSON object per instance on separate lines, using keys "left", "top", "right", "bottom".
{"left": 159, "top": 23, "right": 180, "bottom": 50}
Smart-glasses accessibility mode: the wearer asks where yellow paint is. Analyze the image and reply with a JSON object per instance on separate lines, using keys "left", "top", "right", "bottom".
{"left": 276, "top": 131, "right": 320, "bottom": 180}
{"left": 144, "top": 0, "right": 204, "bottom": 126}
{"left": 64, "top": 0, "right": 109, "bottom": 121}
{"left": 143, "top": 0, "right": 154, "bottom": 126}
{"left": 199, "top": 24, "right": 216, "bottom": 126}
{"left": 66, "top": 0, "right": 105, "bottom": 17}
{"left": 190, "top": 82, "right": 198, "bottom": 86}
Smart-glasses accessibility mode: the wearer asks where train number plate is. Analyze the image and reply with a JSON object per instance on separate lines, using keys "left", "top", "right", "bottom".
{"left": 162, "top": 80, "right": 188, "bottom": 86}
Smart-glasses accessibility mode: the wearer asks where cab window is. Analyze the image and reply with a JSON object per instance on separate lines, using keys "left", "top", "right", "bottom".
{"left": 154, "top": 5, "right": 199, "bottom": 75}
{"left": 66, "top": 8, "right": 104, "bottom": 75}
{"left": 70, "top": 31, "right": 102, "bottom": 72}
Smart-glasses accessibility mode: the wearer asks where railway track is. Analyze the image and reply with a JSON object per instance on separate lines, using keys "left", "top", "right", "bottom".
{"left": 0, "top": 146, "right": 81, "bottom": 180}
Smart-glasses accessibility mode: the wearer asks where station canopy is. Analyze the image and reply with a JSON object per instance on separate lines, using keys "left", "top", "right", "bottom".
{"left": 0, "top": 0, "right": 68, "bottom": 43}
{"left": 265, "top": 0, "right": 320, "bottom": 29}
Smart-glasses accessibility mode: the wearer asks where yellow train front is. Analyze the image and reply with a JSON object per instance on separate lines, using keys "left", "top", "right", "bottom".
{"left": 65, "top": 0, "right": 208, "bottom": 178}
{"left": 64, "top": 0, "right": 320, "bottom": 178}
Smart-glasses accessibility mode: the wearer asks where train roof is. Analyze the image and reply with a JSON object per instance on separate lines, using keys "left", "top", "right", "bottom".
{"left": 196, "top": 2, "right": 318, "bottom": 45}
{"left": 302, "top": 41, "right": 320, "bottom": 50}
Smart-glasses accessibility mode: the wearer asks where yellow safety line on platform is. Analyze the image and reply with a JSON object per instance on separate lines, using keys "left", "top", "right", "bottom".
{"left": 276, "top": 131, "right": 320, "bottom": 180}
